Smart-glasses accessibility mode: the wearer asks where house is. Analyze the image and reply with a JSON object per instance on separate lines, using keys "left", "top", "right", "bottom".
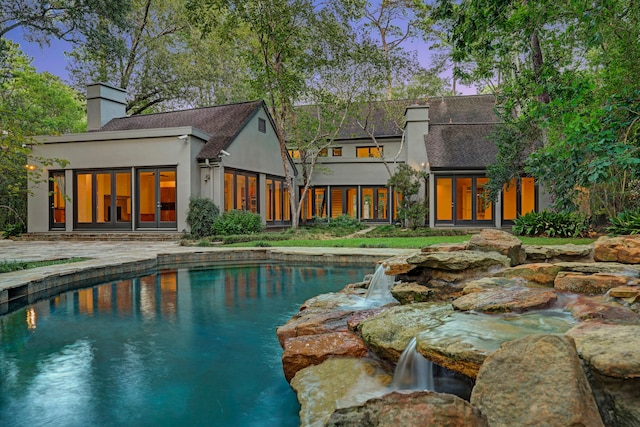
{"left": 294, "top": 94, "right": 549, "bottom": 227}
{"left": 28, "top": 84, "right": 547, "bottom": 235}
{"left": 28, "top": 83, "right": 290, "bottom": 234}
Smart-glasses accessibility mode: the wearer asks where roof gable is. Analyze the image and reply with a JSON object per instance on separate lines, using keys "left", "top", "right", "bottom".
{"left": 98, "top": 100, "right": 266, "bottom": 160}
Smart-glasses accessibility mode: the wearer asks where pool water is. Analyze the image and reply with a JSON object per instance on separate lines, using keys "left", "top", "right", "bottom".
{"left": 0, "top": 263, "right": 370, "bottom": 427}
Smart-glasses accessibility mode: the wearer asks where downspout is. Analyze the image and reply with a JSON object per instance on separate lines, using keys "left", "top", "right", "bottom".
{"left": 205, "top": 158, "right": 214, "bottom": 200}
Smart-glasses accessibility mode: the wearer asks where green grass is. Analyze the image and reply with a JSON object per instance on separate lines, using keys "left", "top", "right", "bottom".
{"left": 0, "top": 257, "right": 91, "bottom": 274}
{"left": 227, "top": 235, "right": 596, "bottom": 249}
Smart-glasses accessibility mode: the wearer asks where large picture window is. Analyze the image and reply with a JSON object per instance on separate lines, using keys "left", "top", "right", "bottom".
{"left": 435, "top": 175, "right": 493, "bottom": 225}
{"left": 223, "top": 169, "right": 258, "bottom": 213}
{"left": 74, "top": 169, "right": 132, "bottom": 229}
{"left": 502, "top": 177, "right": 536, "bottom": 222}
{"left": 266, "top": 176, "right": 290, "bottom": 224}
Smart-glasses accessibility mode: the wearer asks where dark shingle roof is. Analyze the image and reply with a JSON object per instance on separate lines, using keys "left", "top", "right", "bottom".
{"left": 333, "top": 94, "right": 498, "bottom": 140}
{"left": 98, "top": 100, "right": 265, "bottom": 160}
{"left": 425, "top": 123, "right": 499, "bottom": 170}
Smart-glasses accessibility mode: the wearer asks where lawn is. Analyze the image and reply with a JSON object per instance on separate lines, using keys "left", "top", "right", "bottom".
{"left": 227, "top": 234, "right": 597, "bottom": 249}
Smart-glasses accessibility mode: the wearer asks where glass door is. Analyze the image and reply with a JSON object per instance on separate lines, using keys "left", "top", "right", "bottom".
{"left": 49, "top": 171, "right": 66, "bottom": 230}
{"left": 436, "top": 175, "right": 493, "bottom": 226}
{"left": 361, "top": 187, "right": 389, "bottom": 221}
{"left": 137, "top": 168, "right": 177, "bottom": 229}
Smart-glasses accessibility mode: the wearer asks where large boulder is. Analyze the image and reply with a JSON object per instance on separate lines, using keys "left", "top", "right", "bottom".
{"left": 358, "top": 303, "right": 454, "bottom": 362}
{"left": 565, "top": 294, "right": 640, "bottom": 324}
{"left": 554, "top": 271, "right": 638, "bottom": 294}
{"left": 567, "top": 322, "right": 640, "bottom": 379}
{"left": 381, "top": 254, "right": 417, "bottom": 275}
{"left": 467, "top": 229, "right": 526, "bottom": 266}
{"left": 452, "top": 286, "right": 558, "bottom": 313}
{"left": 290, "top": 358, "right": 391, "bottom": 427}
{"left": 415, "top": 310, "right": 575, "bottom": 378}
{"left": 276, "top": 308, "right": 353, "bottom": 347}
{"left": 406, "top": 250, "right": 511, "bottom": 271}
{"left": 594, "top": 235, "right": 640, "bottom": 264}
{"left": 470, "top": 334, "right": 604, "bottom": 427}
{"left": 524, "top": 244, "right": 593, "bottom": 263}
{"left": 390, "top": 282, "right": 433, "bottom": 304}
{"left": 282, "top": 331, "right": 368, "bottom": 382}
{"left": 493, "top": 263, "right": 564, "bottom": 286}
{"left": 326, "top": 391, "right": 488, "bottom": 427}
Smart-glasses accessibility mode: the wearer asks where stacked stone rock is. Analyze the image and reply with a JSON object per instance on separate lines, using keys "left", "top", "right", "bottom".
{"left": 276, "top": 231, "right": 640, "bottom": 427}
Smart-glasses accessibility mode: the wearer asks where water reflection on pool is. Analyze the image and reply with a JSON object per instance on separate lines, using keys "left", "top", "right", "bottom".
{"left": 0, "top": 263, "right": 370, "bottom": 427}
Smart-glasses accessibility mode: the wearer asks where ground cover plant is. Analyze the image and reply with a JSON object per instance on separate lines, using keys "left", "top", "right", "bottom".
{"left": 0, "top": 257, "right": 90, "bottom": 274}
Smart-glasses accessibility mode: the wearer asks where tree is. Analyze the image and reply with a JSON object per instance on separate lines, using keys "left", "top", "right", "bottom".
{"left": 433, "top": 0, "right": 640, "bottom": 219}
{"left": 0, "top": 40, "right": 79, "bottom": 232}
{"left": 0, "top": 0, "right": 130, "bottom": 53}
{"left": 68, "top": 0, "right": 254, "bottom": 114}
{"left": 387, "top": 163, "right": 427, "bottom": 228}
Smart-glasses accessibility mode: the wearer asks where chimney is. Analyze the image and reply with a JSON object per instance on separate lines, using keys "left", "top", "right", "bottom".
{"left": 404, "top": 104, "right": 430, "bottom": 170}
{"left": 86, "top": 83, "right": 127, "bottom": 131}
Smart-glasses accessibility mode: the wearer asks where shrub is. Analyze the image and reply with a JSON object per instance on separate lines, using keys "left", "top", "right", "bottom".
{"left": 186, "top": 197, "right": 220, "bottom": 238}
{"left": 606, "top": 209, "right": 640, "bottom": 235}
{"left": 3, "top": 222, "right": 25, "bottom": 238}
{"left": 307, "top": 214, "right": 366, "bottom": 236}
{"left": 512, "top": 210, "right": 589, "bottom": 238}
{"left": 211, "top": 210, "right": 264, "bottom": 236}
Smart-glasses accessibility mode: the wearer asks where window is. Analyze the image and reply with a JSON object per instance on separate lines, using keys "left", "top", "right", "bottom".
{"left": 502, "top": 177, "right": 536, "bottom": 222}
{"left": 224, "top": 169, "right": 258, "bottom": 213}
{"left": 436, "top": 175, "right": 493, "bottom": 225}
{"left": 300, "top": 187, "right": 327, "bottom": 221}
{"left": 356, "top": 146, "right": 383, "bottom": 158}
{"left": 288, "top": 149, "right": 300, "bottom": 159}
{"left": 318, "top": 148, "right": 328, "bottom": 157}
{"left": 74, "top": 169, "right": 133, "bottom": 229}
{"left": 266, "top": 176, "right": 291, "bottom": 223}
{"left": 258, "top": 117, "right": 266, "bottom": 133}
{"left": 332, "top": 147, "right": 342, "bottom": 157}
{"left": 49, "top": 171, "right": 65, "bottom": 229}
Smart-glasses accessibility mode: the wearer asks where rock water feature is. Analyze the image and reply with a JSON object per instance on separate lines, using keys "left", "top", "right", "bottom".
{"left": 276, "top": 231, "right": 640, "bottom": 426}
{"left": 391, "top": 337, "right": 434, "bottom": 391}
{"left": 363, "top": 264, "right": 398, "bottom": 306}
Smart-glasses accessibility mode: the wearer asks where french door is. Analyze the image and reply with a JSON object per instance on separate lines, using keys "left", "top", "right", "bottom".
{"left": 137, "top": 168, "right": 177, "bottom": 229}
{"left": 49, "top": 171, "right": 66, "bottom": 230}
{"left": 435, "top": 176, "right": 494, "bottom": 226}
{"left": 361, "top": 187, "right": 389, "bottom": 221}
{"left": 74, "top": 170, "right": 132, "bottom": 229}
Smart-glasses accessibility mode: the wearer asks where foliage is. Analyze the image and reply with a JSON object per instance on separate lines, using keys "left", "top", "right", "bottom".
{"left": 185, "top": 197, "right": 219, "bottom": 238}
{"left": 512, "top": 210, "right": 589, "bottom": 238}
{"left": 0, "top": 40, "right": 77, "bottom": 231}
{"left": 0, "top": 0, "right": 130, "bottom": 44}
{"left": 0, "top": 257, "right": 89, "bottom": 274}
{"left": 211, "top": 210, "right": 264, "bottom": 236}
{"left": 69, "top": 0, "right": 254, "bottom": 114}
{"left": 307, "top": 214, "right": 366, "bottom": 236}
{"left": 387, "top": 164, "right": 427, "bottom": 229}
{"left": 606, "top": 209, "right": 640, "bottom": 236}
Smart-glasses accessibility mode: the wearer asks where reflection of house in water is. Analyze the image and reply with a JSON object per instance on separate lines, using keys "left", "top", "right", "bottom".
{"left": 48, "top": 271, "right": 178, "bottom": 320}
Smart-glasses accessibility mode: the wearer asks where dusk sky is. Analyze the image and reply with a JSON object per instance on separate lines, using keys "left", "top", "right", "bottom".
{"left": 7, "top": 26, "right": 476, "bottom": 95}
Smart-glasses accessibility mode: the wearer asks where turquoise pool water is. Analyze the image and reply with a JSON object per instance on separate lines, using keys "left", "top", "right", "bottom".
{"left": 0, "top": 263, "right": 370, "bottom": 427}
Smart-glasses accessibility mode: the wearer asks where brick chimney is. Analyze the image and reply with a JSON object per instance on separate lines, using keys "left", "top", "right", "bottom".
{"left": 86, "top": 83, "right": 127, "bottom": 131}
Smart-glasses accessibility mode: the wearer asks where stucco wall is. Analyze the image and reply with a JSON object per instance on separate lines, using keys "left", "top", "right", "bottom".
{"left": 28, "top": 128, "right": 205, "bottom": 233}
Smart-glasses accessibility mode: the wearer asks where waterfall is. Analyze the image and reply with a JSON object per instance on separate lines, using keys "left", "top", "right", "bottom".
{"left": 364, "top": 264, "right": 397, "bottom": 305}
{"left": 391, "top": 337, "right": 434, "bottom": 391}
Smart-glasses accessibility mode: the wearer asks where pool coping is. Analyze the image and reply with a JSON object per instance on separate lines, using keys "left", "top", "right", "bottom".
{"left": 0, "top": 244, "right": 413, "bottom": 314}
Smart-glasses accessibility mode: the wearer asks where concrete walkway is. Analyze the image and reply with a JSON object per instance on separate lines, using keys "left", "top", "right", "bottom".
{"left": 0, "top": 239, "right": 413, "bottom": 306}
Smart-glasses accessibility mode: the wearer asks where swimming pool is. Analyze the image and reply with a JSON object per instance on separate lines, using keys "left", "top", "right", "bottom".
{"left": 0, "top": 263, "right": 370, "bottom": 426}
